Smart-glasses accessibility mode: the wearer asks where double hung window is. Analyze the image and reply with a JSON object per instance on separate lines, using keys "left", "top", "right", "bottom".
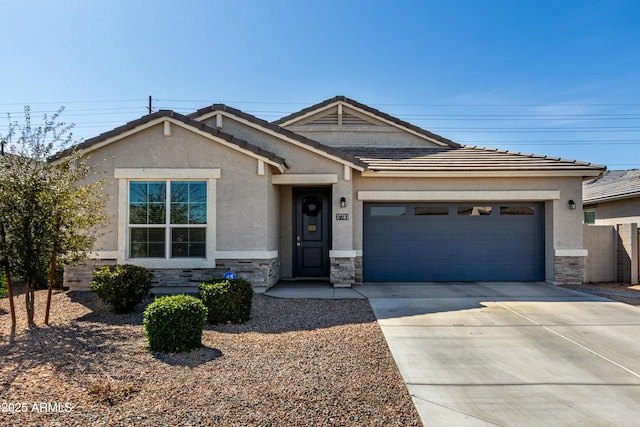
{"left": 129, "top": 180, "right": 207, "bottom": 258}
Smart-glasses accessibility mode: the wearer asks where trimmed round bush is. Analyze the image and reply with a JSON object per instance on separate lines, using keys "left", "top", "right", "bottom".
{"left": 91, "top": 264, "right": 153, "bottom": 313}
{"left": 143, "top": 294, "right": 208, "bottom": 353}
{"left": 197, "top": 278, "right": 253, "bottom": 324}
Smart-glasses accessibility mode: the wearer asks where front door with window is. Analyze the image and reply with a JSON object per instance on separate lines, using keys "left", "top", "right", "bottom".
{"left": 294, "top": 188, "right": 331, "bottom": 277}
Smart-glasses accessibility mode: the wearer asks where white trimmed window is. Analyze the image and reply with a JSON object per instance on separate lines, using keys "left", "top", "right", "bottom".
{"left": 129, "top": 180, "right": 207, "bottom": 258}
{"left": 115, "top": 168, "right": 220, "bottom": 265}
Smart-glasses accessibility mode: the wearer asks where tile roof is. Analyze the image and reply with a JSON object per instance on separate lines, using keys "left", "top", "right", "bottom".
{"left": 583, "top": 169, "right": 640, "bottom": 204}
{"left": 272, "top": 96, "right": 461, "bottom": 148}
{"left": 51, "top": 110, "right": 287, "bottom": 168}
{"left": 51, "top": 98, "right": 607, "bottom": 178}
{"left": 188, "top": 104, "right": 368, "bottom": 169}
{"left": 339, "top": 146, "right": 606, "bottom": 172}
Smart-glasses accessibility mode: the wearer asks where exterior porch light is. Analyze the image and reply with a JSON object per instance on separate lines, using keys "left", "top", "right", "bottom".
{"left": 568, "top": 200, "right": 576, "bottom": 210}
{"left": 340, "top": 197, "right": 347, "bottom": 208}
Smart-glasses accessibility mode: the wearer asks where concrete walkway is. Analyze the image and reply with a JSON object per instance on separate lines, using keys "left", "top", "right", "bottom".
{"left": 265, "top": 281, "right": 365, "bottom": 299}
{"left": 267, "top": 281, "right": 640, "bottom": 426}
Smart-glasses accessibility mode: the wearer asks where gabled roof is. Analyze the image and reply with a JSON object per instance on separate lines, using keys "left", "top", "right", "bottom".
{"left": 51, "top": 110, "right": 287, "bottom": 171}
{"left": 273, "top": 96, "right": 461, "bottom": 148}
{"left": 188, "top": 104, "right": 367, "bottom": 170}
{"left": 341, "top": 146, "right": 605, "bottom": 177}
{"left": 583, "top": 169, "right": 640, "bottom": 204}
{"left": 52, "top": 97, "right": 607, "bottom": 179}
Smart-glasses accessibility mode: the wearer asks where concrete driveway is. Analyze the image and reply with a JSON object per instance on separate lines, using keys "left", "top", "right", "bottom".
{"left": 355, "top": 282, "right": 640, "bottom": 426}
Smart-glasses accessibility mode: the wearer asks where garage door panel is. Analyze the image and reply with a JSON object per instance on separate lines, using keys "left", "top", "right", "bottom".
{"left": 366, "top": 222, "right": 408, "bottom": 240}
{"left": 492, "top": 245, "right": 540, "bottom": 258}
{"left": 455, "top": 247, "right": 498, "bottom": 260}
{"left": 363, "top": 202, "right": 544, "bottom": 282}
{"left": 411, "top": 223, "right": 452, "bottom": 240}
{"left": 499, "top": 224, "right": 539, "bottom": 239}
{"left": 410, "top": 247, "right": 455, "bottom": 259}
{"left": 366, "top": 244, "right": 409, "bottom": 258}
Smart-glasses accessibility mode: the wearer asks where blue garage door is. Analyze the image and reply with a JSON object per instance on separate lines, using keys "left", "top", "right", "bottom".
{"left": 363, "top": 202, "right": 545, "bottom": 282}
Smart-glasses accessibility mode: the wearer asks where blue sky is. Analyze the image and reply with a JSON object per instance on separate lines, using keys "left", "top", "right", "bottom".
{"left": 1, "top": 0, "right": 639, "bottom": 168}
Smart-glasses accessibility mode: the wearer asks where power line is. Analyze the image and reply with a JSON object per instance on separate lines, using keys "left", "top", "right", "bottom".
{"left": 0, "top": 99, "right": 145, "bottom": 107}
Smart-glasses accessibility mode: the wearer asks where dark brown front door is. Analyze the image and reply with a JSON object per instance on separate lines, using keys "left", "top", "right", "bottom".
{"left": 294, "top": 188, "right": 331, "bottom": 277}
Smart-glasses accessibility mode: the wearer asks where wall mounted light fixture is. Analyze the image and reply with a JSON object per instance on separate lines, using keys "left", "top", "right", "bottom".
{"left": 568, "top": 200, "right": 576, "bottom": 210}
{"left": 340, "top": 197, "right": 347, "bottom": 208}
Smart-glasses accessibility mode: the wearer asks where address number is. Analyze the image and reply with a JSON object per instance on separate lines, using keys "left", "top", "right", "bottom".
{"left": 336, "top": 213, "right": 349, "bottom": 220}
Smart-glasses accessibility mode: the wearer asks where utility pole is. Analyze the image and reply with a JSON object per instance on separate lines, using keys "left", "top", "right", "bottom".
{"left": 148, "top": 96, "right": 153, "bottom": 114}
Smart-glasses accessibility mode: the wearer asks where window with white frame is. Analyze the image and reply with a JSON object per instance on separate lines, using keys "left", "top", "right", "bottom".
{"left": 129, "top": 180, "right": 207, "bottom": 258}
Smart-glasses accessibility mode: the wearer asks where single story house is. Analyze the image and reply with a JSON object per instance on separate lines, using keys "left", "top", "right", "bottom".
{"left": 583, "top": 170, "right": 640, "bottom": 283}
{"left": 63, "top": 96, "right": 605, "bottom": 291}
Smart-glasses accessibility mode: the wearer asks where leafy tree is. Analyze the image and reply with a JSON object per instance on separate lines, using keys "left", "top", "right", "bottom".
{"left": 0, "top": 106, "right": 108, "bottom": 325}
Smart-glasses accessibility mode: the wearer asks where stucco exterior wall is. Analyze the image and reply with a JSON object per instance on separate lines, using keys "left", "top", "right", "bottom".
{"left": 583, "top": 225, "right": 616, "bottom": 282}
{"left": 83, "top": 122, "right": 277, "bottom": 260}
{"left": 579, "top": 223, "right": 640, "bottom": 284}
{"left": 279, "top": 186, "right": 294, "bottom": 277}
{"left": 205, "top": 116, "right": 349, "bottom": 174}
{"left": 591, "top": 198, "right": 640, "bottom": 225}
{"left": 617, "top": 223, "right": 638, "bottom": 284}
{"left": 66, "top": 121, "right": 286, "bottom": 289}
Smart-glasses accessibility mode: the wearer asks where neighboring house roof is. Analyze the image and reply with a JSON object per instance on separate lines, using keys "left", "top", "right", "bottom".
{"left": 340, "top": 146, "right": 605, "bottom": 177}
{"left": 51, "top": 110, "right": 287, "bottom": 171}
{"left": 583, "top": 169, "right": 640, "bottom": 204}
{"left": 188, "top": 104, "right": 368, "bottom": 170}
{"left": 273, "top": 96, "right": 461, "bottom": 148}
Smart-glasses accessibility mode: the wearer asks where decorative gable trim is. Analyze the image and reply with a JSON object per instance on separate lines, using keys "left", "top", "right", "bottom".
{"left": 301, "top": 104, "right": 380, "bottom": 126}
{"left": 190, "top": 106, "right": 367, "bottom": 171}
{"left": 274, "top": 96, "right": 460, "bottom": 148}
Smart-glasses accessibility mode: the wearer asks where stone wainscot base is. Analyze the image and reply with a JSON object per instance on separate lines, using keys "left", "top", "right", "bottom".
{"left": 64, "top": 257, "right": 280, "bottom": 293}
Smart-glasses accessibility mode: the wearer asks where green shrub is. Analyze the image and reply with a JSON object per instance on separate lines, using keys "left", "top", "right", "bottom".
{"left": 0, "top": 270, "right": 7, "bottom": 299}
{"left": 91, "top": 264, "right": 152, "bottom": 313}
{"left": 197, "top": 278, "right": 253, "bottom": 324}
{"left": 143, "top": 294, "right": 208, "bottom": 352}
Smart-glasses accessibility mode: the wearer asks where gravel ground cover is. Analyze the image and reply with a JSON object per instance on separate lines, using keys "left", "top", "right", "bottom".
{"left": 0, "top": 289, "right": 422, "bottom": 427}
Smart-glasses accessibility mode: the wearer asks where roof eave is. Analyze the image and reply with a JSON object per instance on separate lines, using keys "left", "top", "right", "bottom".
{"left": 361, "top": 169, "right": 605, "bottom": 178}
{"left": 50, "top": 111, "right": 287, "bottom": 172}
{"left": 583, "top": 191, "right": 640, "bottom": 205}
{"left": 188, "top": 105, "right": 367, "bottom": 171}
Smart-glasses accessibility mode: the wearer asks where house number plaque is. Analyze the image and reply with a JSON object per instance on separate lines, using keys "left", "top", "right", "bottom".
{"left": 336, "top": 213, "right": 349, "bottom": 220}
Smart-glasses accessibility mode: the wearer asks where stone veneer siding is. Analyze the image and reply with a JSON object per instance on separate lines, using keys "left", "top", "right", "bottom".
{"left": 330, "top": 257, "right": 356, "bottom": 287}
{"left": 214, "top": 258, "right": 280, "bottom": 290}
{"left": 64, "top": 259, "right": 118, "bottom": 291}
{"left": 328, "top": 256, "right": 363, "bottom": 287}
{"left": 554, "top": 256, "right": 586, "bottom": 284}
{"left": 64, "top": 257, "right": 280, "bottom": 291}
